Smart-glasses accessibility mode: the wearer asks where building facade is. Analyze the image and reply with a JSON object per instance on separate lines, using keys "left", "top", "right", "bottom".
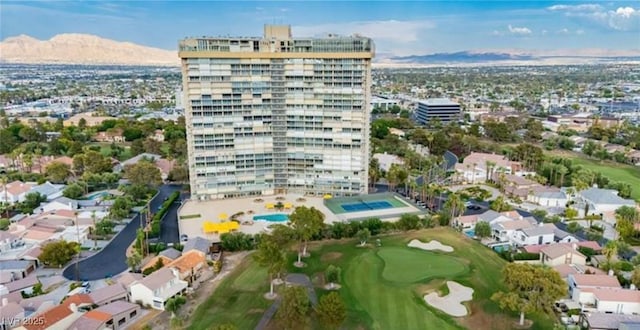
{"left": 179, "top": 25, "right": 375, "bottom": 200}
{"left": 415, "top": 98, "right": 461, "bottom": 125}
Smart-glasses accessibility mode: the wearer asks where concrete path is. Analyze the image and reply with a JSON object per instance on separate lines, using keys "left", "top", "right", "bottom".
{"left": 255, "top": 273, "right": 316, "bottom": 330}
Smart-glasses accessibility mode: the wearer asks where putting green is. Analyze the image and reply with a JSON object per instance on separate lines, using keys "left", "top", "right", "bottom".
{"left": 378, "top": 247, "right": 468, "bottom": 284}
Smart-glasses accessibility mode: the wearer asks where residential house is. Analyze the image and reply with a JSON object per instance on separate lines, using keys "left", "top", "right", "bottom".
{"left": 388, "top": 128, "right": 406, "bottom": 138}
{"left": 454, "top": 152, "right": 523, "bottom": 184}
{"left": 576, "top": 187, "right": 636, "bottom": 223}
{"left": 166, "top": 250, "right": 207, "bottom": 284}
{"left": 0, "top": 261, "right": 37, "bottom": 284}
{"left": 372, "top": 153, "right": 404, "bottom": 172}
{"left": 491, "top": 219, "right": 536, "bottom": 242}
{"left": 16, "top": 296, "right": 88, "bottom": 330}
{"left": 88, "top": 284, "right": 128, "bottom": 306}
{"left": 150, "top": 129, "right": 165, "bottom": 142}
{"left": 579, "top": 312, "right": 640, "bottom": 330}
{"left": 182, "top": 237, "right": 211, "bottom": 256}
{"left": 528, "top": 190, "right": 568, "bottom": 208}
{"left": 158, "top": 248, "right": 182, "bottom": 260}
{"left": 0, "top": 181, "right": 34, "bottom": 205}
{"left": 93, "top": 128, "right": 125, "bottom": 143}
{"left": 0, "top": 298, "right": 25, "bottom": 330}
{"left": 155, "top": 158, "right": 176, "bottom": 181}
{"left": 39, "top": 197, "right": 79, "bottom": 214}
{"left": 68, "top": 301, "right": 140, "bottom": 330}
{"left": 141, "top": 255, "right": 176, "bottom": 273}
{"left": 569, "top": 273, "right": 621, "bottom": 305}
{"left": 511, "top": 224, "right": 557, "bottom": 247}
{"left": 497, "top": 174, "right": 545, "bottom": 199}
{"left": 28, "top": 182, "right": 65, "bottom": 201}
{"left": 128, "top": 268, "right": 187, "bottom": 310}
{"left": 113, "top": 153, "right": 162, "bottom": 173}
{"left": 540, "top": 244, "right": 587, "bottom": 267}
{"left": 553, "top": 264, "right": 605, "bottom": 280}
{"left": 114, "top": 273, "right": 143, "bottom": 289}
{"left": 628, "top": 150, "right": 640, "bottom": 166}
{"left": 589, "top": 289, "right": 640, "bottom": 315}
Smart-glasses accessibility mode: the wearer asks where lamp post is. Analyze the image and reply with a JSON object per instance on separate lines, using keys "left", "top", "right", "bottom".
{"left": 75, "top": 211, "right": 80, "bottom": 282}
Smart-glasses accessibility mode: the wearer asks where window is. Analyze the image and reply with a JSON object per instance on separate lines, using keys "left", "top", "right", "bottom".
{"left": 130, "top": 310, "right": 137, "bottom": 318}
{"left": 118, "top": 318, "right": 126, "bottom": 326}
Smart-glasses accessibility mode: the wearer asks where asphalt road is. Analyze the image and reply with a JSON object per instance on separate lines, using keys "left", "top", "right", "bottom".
{"left": 159, "top": 190, "right": 189, "bottom": 245}
{"left": 62, "top": 184, "right": 181, "bottom": 281}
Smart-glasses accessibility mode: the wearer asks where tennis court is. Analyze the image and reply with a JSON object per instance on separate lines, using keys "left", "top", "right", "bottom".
{"left": 324, "top": 193, "right": 409, "bottom": 215}
{"left": 341, "top": 200, "right": 393, "bottom": 212}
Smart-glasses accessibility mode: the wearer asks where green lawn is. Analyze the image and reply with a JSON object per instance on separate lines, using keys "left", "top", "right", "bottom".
{"left": 189, "top": 228, "right": 556, "bottom": 330}
{"left": 569, "top": 157, "right": 640, "bottom": 201}
{"left": 188, "top": 258, "right": 271, "bottom": 330}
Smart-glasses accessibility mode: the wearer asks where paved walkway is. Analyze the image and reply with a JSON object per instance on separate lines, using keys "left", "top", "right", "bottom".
{"left": 255, "top": 273, "right": 317, "bottom": 330}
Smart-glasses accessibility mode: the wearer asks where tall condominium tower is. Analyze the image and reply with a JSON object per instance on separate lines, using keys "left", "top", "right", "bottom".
{"left": 179, "top": 25, "right": 375, "bottom": 200}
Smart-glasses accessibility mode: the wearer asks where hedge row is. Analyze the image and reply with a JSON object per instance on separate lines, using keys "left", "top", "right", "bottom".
{"left": 149, "top": 191, "right": 180, "bottom": 237}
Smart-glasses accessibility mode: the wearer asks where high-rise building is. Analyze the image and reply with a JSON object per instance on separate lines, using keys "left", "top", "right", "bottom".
{"left": 415, "top": 98, "right": 461, "bottom": 125}
{"left": 179, "top": 25, "right": 375, "bottom": 200}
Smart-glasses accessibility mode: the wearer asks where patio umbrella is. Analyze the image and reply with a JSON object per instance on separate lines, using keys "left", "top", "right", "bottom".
{"left": 323, "top": 194, "right": 332, "bottom": 199}
{"left": 218, "top": 213, "right": 228, "bottom": 221}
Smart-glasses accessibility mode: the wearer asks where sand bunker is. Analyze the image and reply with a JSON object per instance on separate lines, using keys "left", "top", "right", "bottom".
{"left": 408, "top": 239, "right": 454, "bottom": 252}
{"left": 424, "top": 281, "right": 474, "bottom": 317}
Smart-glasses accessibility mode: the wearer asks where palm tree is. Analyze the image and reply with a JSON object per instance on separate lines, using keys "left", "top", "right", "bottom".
{"left": 485, "top": 160, "right": 496, "bottom": 182}
{"left": 368, "top": 158, "right": 381, "bottom": 190}
{"left": 444, "top": 193, "right": 465, "bottom": 224}
{"left": 603, "top": 241, "right": 619, "bottom": 271}
{"left": 557, "top": 165, "right": 568, "bottom": 187}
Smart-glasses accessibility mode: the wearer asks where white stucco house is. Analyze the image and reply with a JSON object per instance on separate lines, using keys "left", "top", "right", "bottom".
{"left": 511, "top": 223, "right": 556, "bottom": 247}
{"left": 539, "top": 244, "right": 587, "bottom": 267}
{"left": 569, "top": 273, "right": 621, "bottom": 305}
{"left": 576, "top": 187, "right": 636, "bottom": 223}
{"left": 527, "top": 190, "right": 568, "bottom": 208}
{"left": 129, "top": 268, "right": 187, "bottom": 310}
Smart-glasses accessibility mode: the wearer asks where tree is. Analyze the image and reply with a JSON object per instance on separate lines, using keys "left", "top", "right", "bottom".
{"left": 315, "top": 292, "right": 346, "bottom": 330}
{"left": 603, "top": 240, "right": 619, "bottom": 270}
{"left": 475, "top": 221, "right": 491, "bottom": 238}
{"left": 616, "top": 206, "right": 640, "bottom": 223}
{"left": 253, "top": 235, "right": 287, "bottom": 298}
{"left": 20, "top": 192, "right": 47, "bottom": 214}
{"left": 276, "top": 285, "right": 310, "bottom": 330}
{"left": 489, "top": 196, "right": 512, "bottom": 212}
{"left": 325, "top": 265, "right": 341, "bottom": 289}
{"left": 124, "top": 161, "right": 162, "bottom": 188}
{"left": 39, "top": 240, "right": 79, "bottom": 268}
{"left": 356, "top": 228, "right": 371, "bottom": 246}
{"left": 289, "top": 206, "right": 324, "bottom": 266}
{"left": 566, "top": 221, "right": 582, "bottom": 233}
{"left": 165, "top": 295, "right": 186, "bottom": 318}
{"left": 564, "top": 208, "right": 578, "bottom": 220}
{"left": 0, "top": 218, "right": 10, "bottom": 231}
{"left": 45, "top": 161, "right": 71, "bottom": 183}
{"left": 142, "top": 138, "right": 162, "bottom": 155}
{"left": 167, "top": 165, "right": 188, "bottom": 182}
{"left": 631, "top": 267, "right": 640, "bottom": 289}
{"left": 109, "top": 196, "right": 133, "bottom": 220}
{"left": 127, "top": 250, "right": 142, "bottom": 271}
{"left": 369, "top": 158, "right": 381, "bottom": 189}
{"left": 492, "top": 263, "right": 566, "bottom": 326}
{"left": 63, "top": 183, "right": 85, "bottom": 199}
{"left": 397, "top": 213, "right": 421, "bottom": 230}
{"left": 444, "top": 193, "right": 465, "bottom": 221}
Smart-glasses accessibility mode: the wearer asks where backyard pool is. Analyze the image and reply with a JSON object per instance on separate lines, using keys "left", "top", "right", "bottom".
{"left": 253, "top": 213, "right": 289, "bottom": 222}
{"left": 86, "top": 191, "right": 109, "bottom": 200}
{"left": 464, "top": 229, "right": 475, "bottom": 238}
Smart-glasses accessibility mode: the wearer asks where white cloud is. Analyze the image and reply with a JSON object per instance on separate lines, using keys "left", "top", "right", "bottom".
{"left": 541, "top": 29, "right": 548, "bottom": 35}
{"left": 507, "top": 24, "right": 532, "bottom": 36}
{"left": 547, "top": 4, "right": 603, "bottom": 12}
{"left": 548, "top": 4, "right": 640, "bottom": 31}
{"left": 576, "top": 29, "right": 585, "bottom": 35}
{"left": 293, "top": 20, "right": 436, "bottom": 42}
{"left": 557, "top": 28, "right": 570, "bottom": 34}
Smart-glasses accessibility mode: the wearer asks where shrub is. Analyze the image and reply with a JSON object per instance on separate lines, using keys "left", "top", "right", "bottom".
{"left": 617, "top": 261, "right": 635, "bottom": 272}
{"left": 512, "top": 253, "right": 540, "bottom": 261}
{"left": 397, "top": 214, "right": 421, "bottom": 230}
{"left": 220, "top": 232, "right": 255, "bottom": 251}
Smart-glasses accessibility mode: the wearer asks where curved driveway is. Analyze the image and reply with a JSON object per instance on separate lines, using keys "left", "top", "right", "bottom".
{"left": 62, "top": 185, "right": 181, "bottom": 281}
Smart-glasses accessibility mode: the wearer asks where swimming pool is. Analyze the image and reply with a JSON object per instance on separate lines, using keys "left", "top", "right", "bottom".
{"left": 86, "top": 191, "right": 109, "bottom": 200}
{"left": 464, "top": 229, "right": 475, "bottom": 238}
{"left": 253, "top": 213, "right": 289, "bottom": 222}
{"left": 340, "top": 200, "right": 393, "bottom": 212}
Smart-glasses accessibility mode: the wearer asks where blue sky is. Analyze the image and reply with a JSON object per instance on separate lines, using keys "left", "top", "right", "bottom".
{"left": 1, "top": 1, "right": 639, "bottom": 56}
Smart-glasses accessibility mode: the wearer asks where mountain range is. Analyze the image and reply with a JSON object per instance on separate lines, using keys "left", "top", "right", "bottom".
{"left": 1, "top": 33, "right": 639, "bottom": 67}
{"left": 0, "top": 34, "right": 179, "bottom": 66}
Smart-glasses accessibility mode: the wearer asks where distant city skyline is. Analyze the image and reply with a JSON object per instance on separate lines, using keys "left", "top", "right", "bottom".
{"left": 1, "top": 1, "right": 639, "bottom": 56}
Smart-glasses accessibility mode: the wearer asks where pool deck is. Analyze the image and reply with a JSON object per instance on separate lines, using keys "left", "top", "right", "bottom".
{"left": 178, "top": 193, "right": 423, "bottom": 241}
